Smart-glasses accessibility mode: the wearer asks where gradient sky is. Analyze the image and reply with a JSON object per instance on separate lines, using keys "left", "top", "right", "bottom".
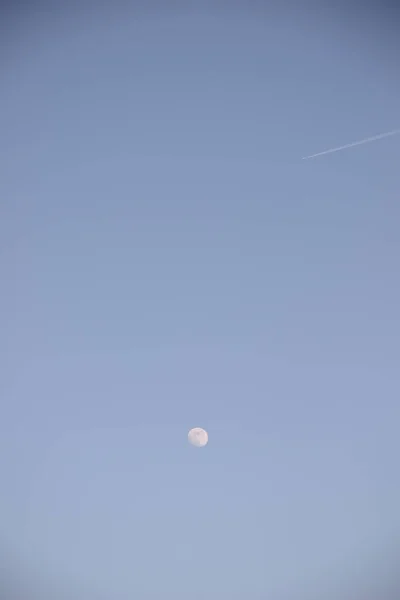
{"left": 1, "top": 4, "right": 399, "bottom": 599}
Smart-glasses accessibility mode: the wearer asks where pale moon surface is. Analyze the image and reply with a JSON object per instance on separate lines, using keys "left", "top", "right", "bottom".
{"left": 188, "top": 427, "right": 208, "bottom": 447}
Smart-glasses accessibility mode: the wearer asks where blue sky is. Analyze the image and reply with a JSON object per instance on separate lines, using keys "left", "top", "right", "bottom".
{"left": 1, "top": 5, "right": 399, "bottom": 599}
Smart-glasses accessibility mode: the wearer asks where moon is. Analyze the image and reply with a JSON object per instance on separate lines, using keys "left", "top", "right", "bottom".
{"left": 188, "top": 427, "right": 208, "bottom": 448}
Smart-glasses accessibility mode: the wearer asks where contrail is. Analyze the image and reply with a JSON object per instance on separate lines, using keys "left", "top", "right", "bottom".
{"left": 302, "top": 128, "right": 400, "bottom": 160}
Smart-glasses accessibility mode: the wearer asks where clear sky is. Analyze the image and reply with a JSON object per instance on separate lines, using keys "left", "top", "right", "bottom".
{"left": 1, "top": 4, "right": 399, "bottom": 599}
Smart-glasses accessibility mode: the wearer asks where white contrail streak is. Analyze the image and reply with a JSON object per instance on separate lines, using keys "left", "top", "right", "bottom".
{"left": 302, "top": 128, "right": 400, "bottom": 160}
